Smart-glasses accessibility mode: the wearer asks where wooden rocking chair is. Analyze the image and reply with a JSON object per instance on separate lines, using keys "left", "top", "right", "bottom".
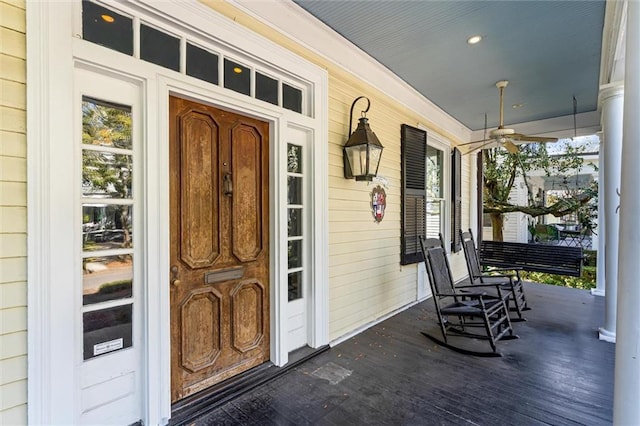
{"left": 420, "top": 236, "right": 518, "bottom": 357}
{"left": 460, "top": 229, "right": 529, "bottom": 321}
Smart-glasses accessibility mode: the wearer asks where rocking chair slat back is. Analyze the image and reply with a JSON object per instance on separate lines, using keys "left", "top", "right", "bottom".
{"left": 419, "top": 235, "right": 518, "bottom": 356}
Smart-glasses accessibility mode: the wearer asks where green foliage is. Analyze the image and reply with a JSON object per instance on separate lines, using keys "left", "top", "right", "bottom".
{"left": 83, "top": 279, "right": 132, "bottom": 305}
{"left": 582, "top": 249, "right": 597, "bottom": 267}
{"left": 528, "top": 223, "right": 560, "bottom": 243}
{"left": 82, "top": 100, "right": 133, "bottom": 248}
{"left": 519, "top": 266, "right": 596, "bottom": 290}
{"left": 82, "top": 101, "right": 132, "bottom": 198}
{"left": 82, "top": 101, "right": 132, "bottom": 149}
{"left": 482, "top": 140, "right": 597, "bottom": 241}
{"left": 98, "top": 279, "right": 133, "bottom": 294}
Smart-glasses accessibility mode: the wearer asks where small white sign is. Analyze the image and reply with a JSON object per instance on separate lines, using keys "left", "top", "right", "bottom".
{"left": 94, "top": 338, "right": 124, "bottom": 356}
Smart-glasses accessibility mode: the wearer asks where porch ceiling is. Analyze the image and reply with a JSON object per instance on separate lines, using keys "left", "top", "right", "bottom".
{"left": 294, "top": 1, "right": 606, "bottom": 133}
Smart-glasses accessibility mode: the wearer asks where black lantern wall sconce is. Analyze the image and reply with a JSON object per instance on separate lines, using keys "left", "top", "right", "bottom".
{"left": 343, "top": 96, "right": 384, "bottom": 181}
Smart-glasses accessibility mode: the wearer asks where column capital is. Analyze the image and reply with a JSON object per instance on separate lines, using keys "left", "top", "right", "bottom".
{"left": 599, "top": 82, "right": 625, "bottom": 106}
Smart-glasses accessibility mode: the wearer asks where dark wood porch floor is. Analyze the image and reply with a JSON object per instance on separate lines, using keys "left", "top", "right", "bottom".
{"left": 191, "top": 282, "right": 614, "bottom": 425}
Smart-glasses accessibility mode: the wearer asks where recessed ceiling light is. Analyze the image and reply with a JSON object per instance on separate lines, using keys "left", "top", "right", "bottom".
{"left": 467, "top": 35, "right": 482, "bottom": 45}
{"left": 512, "top": 103, "right": 524, "bottom": 109}
{"left": 101, "top": 14, "right": 115, "bottom": 23}
{"left": 233, "top": 67, "right": 243, "bottom": 74}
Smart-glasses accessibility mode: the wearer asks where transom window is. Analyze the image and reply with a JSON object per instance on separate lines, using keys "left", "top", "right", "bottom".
{"left": 81, "top": 0, "right": 307, "bottom": 115}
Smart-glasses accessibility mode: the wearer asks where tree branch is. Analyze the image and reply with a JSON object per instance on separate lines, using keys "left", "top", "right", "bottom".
{"left": 484, "top": 192, "right": 594, "bottom": 218}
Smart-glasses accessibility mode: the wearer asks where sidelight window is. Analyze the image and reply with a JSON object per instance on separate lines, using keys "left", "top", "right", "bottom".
{"left": 81, "top": 97, "right": 135, "bottom": 360}
{"left": 287, "top": 143, "right": 304, "bottom": 301}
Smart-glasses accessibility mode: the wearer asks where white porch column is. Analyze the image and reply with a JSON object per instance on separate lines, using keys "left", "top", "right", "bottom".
{"left": 614, "top": 1, "right": 640, "bottom": 423}
{"left": 598, "top": 83, "right": 623, "bottom": 342}
{"left": 592, "top": 132, "right": 605, "bottom": 296}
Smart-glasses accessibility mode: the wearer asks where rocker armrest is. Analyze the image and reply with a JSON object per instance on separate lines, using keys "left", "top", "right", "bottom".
{"left": 477, "top": 273, "right": 515, "bottom": 281}
{"left": 456, "top": 283, "right": 502, "bottom": 291}
{"left": 436, "top": 291, "right": 487, "bottom": 298}
{"left": 438, "top": 291, "right": 487, "bottom": 299}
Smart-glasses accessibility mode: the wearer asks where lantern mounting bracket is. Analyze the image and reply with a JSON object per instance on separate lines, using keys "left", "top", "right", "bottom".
{"left": 348, "top": 96, "right": 371, "bottom": 137}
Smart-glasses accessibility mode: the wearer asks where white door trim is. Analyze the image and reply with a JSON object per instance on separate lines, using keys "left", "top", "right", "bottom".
{"left": 27, "top": 1, "right": 329, "bottom": 424}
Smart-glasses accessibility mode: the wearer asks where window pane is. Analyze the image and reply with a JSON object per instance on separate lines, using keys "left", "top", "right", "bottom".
{"left": 186, "top": 43, "right": 219, "bottom": 85}
{"left": 82, "top": 151, "right": 133, "bottom": 198}
{"left": 426, "top": 146, "right": 443, "bottom": 198}
{"left": 82, "top": 97, "right": 132, "bottom": 150}
{"left": 288, "top": 208, "right": 302, "bottom": 237}
{"left": 82, "top": 0, "right": 133, "bottom": 55}
{"left": 83, "top": 255, "right": 133, "bottom": 305}
{"left": 288, "top": 240, "right": 302, "bottom": 269}
{"left": 224, "top": 59, "right": 250, "bottom": 95}
{"left": 288, "top": 271, "right": 303, "bottom": 301}
{"left": 287, "top": 176, "right": 302, "bottom": 205}
{"left": 283, "top": 84, "right": 302, "bottom": 113}
{"left": 426, "top": 200, "right": 442, "bottom": 239}
{"left": 140, "top": 24, "right": 180, "bottom": 71}
{"left": 83, "top": 204, "right": 133, "bottom": 251}
{"left": 256, "top": 73, "right": 278, "bottom": 105}
{"left": 83, "top": 304, "right": 133, "bottom": 360}
{"left": 287, "top": 144, "right": 302, "bottom": 174}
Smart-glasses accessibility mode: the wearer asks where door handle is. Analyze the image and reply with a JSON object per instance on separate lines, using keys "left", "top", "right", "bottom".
{"left": 170, "top": 265, "right": 181, "bottom": 287}
{"left": 223, "top": 173, "right": 233, "bottom": 197}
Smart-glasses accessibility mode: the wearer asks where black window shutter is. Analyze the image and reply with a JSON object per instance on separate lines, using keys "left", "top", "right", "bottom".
{"left": 451, "top": 147, "right": 462, "bottom": 252}
{"left": 401, "top": 124, "right": 426, "bottom": 265}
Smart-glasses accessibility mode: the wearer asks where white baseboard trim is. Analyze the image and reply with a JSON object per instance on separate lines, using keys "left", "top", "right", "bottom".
{"left": 329, "top": 297, "right": 429, "bottom": 347}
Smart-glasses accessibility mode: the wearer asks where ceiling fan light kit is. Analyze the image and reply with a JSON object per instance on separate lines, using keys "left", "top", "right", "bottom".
{"left": 458, "top": 79, "right": 558, "bottom": 155}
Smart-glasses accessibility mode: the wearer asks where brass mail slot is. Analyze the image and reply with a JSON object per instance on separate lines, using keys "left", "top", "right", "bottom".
{"left": 205, "top": 266, "right": 244, "bottom": 284}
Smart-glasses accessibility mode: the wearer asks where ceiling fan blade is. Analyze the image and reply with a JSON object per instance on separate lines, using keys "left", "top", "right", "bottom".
{"left": 463, "top": 82, "right": 559, "bottom": 156}
{"left": 460, "top": 140, "right": 504, "bottom": 155}
{"left": 503, "top": 141, "right": 519, "bottom": 154}
{"left": 510, "top": 133, "right": 559, "bottom": 143}
{"left": 461, "top": 144, "right": 490, "bottom": 155}
{"left": 457, "top": 138, "right": 492, "bottom": 147}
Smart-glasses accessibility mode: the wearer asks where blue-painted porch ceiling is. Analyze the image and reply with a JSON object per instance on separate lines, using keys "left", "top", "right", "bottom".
{"left": 294, "top": 1, "right": 606, "bottom": 132}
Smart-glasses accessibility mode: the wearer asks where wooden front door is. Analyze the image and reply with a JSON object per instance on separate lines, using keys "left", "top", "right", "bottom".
{"left": 169, "top": 96, "right": 270, "bottom": 402}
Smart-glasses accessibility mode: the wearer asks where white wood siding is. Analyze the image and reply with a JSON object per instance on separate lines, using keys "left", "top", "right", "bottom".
{"left": 0, "top": 0, "right": 27, "bottom": 423}
{"left": 327, "top": 76, "right": 417, "bottom": 339}
{"left": 503, "top": 179, "right": 528, "bottom": 243}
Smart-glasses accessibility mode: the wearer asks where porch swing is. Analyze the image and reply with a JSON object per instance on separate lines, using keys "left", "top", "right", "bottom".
{"left": 475, "top": 96, "right": 588, "bottom": 278}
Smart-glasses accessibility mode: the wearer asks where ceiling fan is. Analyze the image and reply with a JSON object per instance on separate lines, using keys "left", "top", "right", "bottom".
{"left": 459, "top": 80, "right": 558, "bottom": 154}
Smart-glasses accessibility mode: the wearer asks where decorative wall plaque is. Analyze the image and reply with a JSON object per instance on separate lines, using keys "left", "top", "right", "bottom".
{"left": 371, "top": 185, "right": 386, "bottom": 223}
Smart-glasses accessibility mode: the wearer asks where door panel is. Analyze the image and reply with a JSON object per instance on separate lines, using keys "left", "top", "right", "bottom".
{"left": 231, "top": 123, "right": 265, "bottom": 262}
{"left": 230, "top": 280, "right": 265, "bottom": 352}
{"left": 170, "top": 96, "right": 269, "bottom": 402}
{"left": 179, "top": 110, "right": 220, "bottom": 268}
{"left": 179, "top": 288, "right": 222, "bottom": 373}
